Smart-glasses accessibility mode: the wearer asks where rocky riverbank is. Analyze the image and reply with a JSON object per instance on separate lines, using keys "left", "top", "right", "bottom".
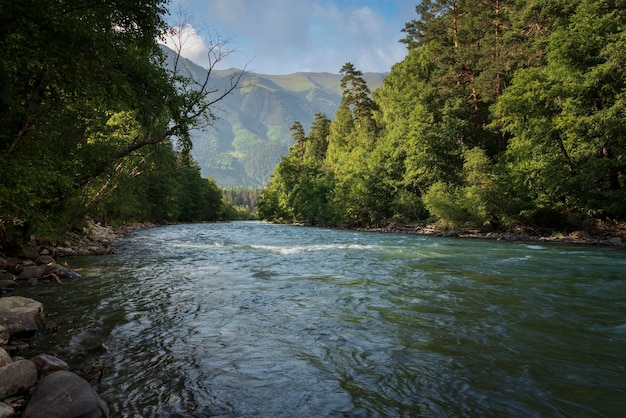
{"left": 0, "top": 220, "right": 148, "bottom": 417}
{"left": 0, "top": 296, "right": 109, "bottom": 417}
{"left": 360, "top": 222, "right": 626, "bottom": 248}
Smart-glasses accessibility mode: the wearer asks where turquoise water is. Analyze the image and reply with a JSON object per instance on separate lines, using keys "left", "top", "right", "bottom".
{"left": 20, "top": 221, "right": 626, "bottom": 417}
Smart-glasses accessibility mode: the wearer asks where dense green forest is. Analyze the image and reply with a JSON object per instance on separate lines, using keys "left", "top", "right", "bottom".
{"left": 0, "top": 0, "right": 240, "bottom": 251}
{"left": 259, "top": 0, "right": 626, "bottom": 232}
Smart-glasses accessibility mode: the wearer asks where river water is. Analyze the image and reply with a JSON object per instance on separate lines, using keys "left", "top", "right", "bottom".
{"left": 17, "top": 221, "right": 626, "bottom": 417}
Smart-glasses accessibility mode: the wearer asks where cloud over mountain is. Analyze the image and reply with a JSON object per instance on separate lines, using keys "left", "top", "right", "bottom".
{"left": 163, "top": 0, "right": 411, "bottom": 74}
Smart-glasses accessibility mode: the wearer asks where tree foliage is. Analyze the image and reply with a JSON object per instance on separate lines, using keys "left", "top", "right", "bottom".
{"left": 260, "top": 0, "right": 626, "bottom": 232}
{"left": 0, "top": 0, "right": 240, "bottom": 249}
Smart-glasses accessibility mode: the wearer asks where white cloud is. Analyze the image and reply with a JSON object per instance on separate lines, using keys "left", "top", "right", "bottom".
{"left": 159, "top": 24, "right": 210, "bottom": 68}
{"left": 164, "top": 0, "right": 409, "bottom": 74}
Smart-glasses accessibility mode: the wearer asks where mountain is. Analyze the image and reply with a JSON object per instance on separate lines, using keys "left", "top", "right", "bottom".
{"left": 161, "top": 45, "right": 385, "bottom": 187}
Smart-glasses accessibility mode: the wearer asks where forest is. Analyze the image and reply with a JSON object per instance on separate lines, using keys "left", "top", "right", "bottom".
{"left": 2, "top": 0, "right": 625, "bottom": 253}
{"left": 258, "top": 0, "right": 626, "bottom": 233}
{"left": 0, "top": 0, "right": 241, "bottom": 251}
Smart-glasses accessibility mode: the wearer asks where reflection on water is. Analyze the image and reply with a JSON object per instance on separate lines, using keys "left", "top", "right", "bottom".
{"left": 18, "top": 221, "right": 626, "bottom": 417}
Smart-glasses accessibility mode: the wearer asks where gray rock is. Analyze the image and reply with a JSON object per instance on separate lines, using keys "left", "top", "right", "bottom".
{"left": 0, "top": 402, "right": 15, "bottom": 418}
{"left": 0, "top": 359, "right": 38, "bottom": 399}
{"left": 23, "top": 371, "right": 109, "bottom": 418}
{"left": 0, "top": 297, "right": 45, "bottom": 338}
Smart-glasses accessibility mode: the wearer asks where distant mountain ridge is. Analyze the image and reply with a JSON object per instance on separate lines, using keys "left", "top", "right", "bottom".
{"left": 162, "top": 46, "right": 385, "bottom": 187}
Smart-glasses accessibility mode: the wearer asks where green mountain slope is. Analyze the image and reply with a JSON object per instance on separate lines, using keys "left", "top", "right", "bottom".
{"left": 162, "top": 46, "right": 385, "bottom": 187}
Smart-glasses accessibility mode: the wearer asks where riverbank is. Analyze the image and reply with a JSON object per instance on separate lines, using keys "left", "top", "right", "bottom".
{"left": 27, "top": 220, "right": 154, "bottom": 259}
{"left": 358, "top": 222, "right": 626, "bottom": 248}
{"left": 0, "top": 220, "right": 152, "bottom": 417}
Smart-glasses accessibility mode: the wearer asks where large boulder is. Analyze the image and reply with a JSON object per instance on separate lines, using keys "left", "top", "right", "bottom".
{"left": 0, "top": 359, "right": 38, "bottom": 400}
{"left": 0, "top": 297, "right": 44, "bottom": 338}
{"left": 23, "top": 371, "right": 109, "bottom": 418}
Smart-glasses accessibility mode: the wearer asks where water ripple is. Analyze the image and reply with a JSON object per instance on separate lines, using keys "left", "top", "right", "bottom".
{"left": 17, "top": 221, "right": 626, "bottom": 417}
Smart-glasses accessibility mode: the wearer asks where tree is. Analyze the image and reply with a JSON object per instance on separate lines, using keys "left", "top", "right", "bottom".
{"left": 289, "top": 121, "right": 306, "bottom": 161}
{"left": 262, "top": 0, "right": 626, "bottom": 232}
{"left": 497, "top": 0, "right": 626, "bottom": 222}
{"left": 304, "top": 113, "right": 331, "bottom": 163}
{"left": 257, "top": 119, "right": 335, "bottom": 224}
{"left": 0, "top": 0, "right": 242, "bottom": 246}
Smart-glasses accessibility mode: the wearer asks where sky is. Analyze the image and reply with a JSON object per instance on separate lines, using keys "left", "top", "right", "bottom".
{"left": 161, "top": 0, "right": 416, "bottom": 75}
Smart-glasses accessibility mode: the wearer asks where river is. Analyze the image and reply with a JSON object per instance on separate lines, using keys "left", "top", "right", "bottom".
{"left": 17, "top": 221, "right": 626, "bottom": 417}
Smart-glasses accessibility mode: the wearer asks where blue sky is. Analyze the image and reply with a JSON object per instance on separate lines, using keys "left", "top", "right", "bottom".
{"left": 161, "top": 0, "right": 416, "bottom": 74}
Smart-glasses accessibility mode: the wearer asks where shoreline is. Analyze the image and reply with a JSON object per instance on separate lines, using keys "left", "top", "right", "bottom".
{"left": 20, "top": 219, "right": 626, "bottom": 257}
{"left": 353, "top": 222, "right": 626, "bottom": 248}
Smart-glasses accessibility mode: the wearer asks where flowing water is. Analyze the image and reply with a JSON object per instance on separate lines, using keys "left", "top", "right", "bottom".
{"left": 17, "top": 221, "right": 626, "bottom": 417}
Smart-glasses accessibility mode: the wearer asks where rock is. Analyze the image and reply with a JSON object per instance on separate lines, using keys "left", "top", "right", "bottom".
{"left": 44, "top": 264, "right": 81, "bottom": 280}
{"left": 0, "top": 297, "right": 45, "bottom": 338}
{"left": 0, "top": 402, "right": 15, "bottom": 418}
{"left": 0, "top": 359, "right": 38, "bottom": 400}
{"left": 2, "top": 259, "right": 23, "bottom": 274}
{"left": 0, "top": 280, "right": 18, "bottom": 291}
{"left": 18, "top": 247, "right": 39, "bottom": 262}
{"left": 34, "top": 256, "right": 55, "bottom": 266}
{"left": 23, "top": 371, "right": 109, "bottom": 418}
{"left": 0, "top": 327, "right": 9, "bottom": 345}
{"left": 605, "top": 236, "right": 623, "bottom": 246}
{"left": 14, "top": 263, "right": 81, "bottom": 282}
{"left": 16, "top": 266, "right": 46, "bottom": 281}
{"left": 0, "top": 348, "right": 11, "bottom": 368}
{"left": 30, "top": 354, "right": 69, "bottom": 373}
{"left": 0, "top": 273, "right": 15, "bottom": 282}
{"left": 53, "top": 247, "right": 75, "bottom": 257}
{"left": 3, "top": 395, "right": 27, "bottom": 412}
